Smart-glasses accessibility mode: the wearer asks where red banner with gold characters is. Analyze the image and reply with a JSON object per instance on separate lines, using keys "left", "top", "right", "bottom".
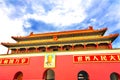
{"left": 73, "top": 54, "right": 120, "bottom": 63}
{"left": 0, "top": 57, "right": 29, "bottom": 65}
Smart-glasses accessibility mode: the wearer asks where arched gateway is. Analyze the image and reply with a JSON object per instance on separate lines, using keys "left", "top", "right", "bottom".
{"left": 43, "top": 69, "right": 55, "bottom": 80}
{"left": 78, "top": 70, "right": 89, "bottom": 80}
{"left": 110, "top": 72, "right": 120, "bottom": 80}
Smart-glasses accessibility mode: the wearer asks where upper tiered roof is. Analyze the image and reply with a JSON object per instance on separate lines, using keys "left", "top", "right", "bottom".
{"left": 11, "top": 26, "right": 107, "bottom": 41}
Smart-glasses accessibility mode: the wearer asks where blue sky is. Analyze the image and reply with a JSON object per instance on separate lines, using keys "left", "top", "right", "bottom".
{"left": 0, "top": 0, "right": 120, "bottom": 54}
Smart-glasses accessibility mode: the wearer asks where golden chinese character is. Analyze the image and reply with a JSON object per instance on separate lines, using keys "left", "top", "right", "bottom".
{"left": 4, "top": 59, "right": 9, "bottom": 64}
{"left": 110, "top": 55, "right": 116, "bottom": 61}
{"left": 117, "top": 55, "right": 120, "bottom": 61}
{"left": 9, "top": 59, "right": 14, "bottom": 64}
{"left": 93, "top": 56, "right": 99, "bottom": 61}
{"left": 21, "top": 58, "right": 26, "bottom": 63}
{"left": 0, "top": 59, "right": 2, "bottom": 64}
{"left": 85, "top": 56, "right": 90, "bottom": 61}
{"left": 101, "top": 56, "right": 107, "bottom": 61}
{"left": 14, "top": 59, "right": 20, "bottom": 64}
{"left": 78, "top": 56, "right": 83, "bottom": 62}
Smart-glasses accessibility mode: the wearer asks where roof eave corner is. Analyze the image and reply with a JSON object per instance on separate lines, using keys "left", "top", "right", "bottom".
{"left": 11, "top": 36, "right": 19, "bottom": 42}
{"left": 111, "top": 33, "right": 119, "bottom": 42}
{"left": 1, "top": 42, "right": 8, "bottom": 48}
{"left": 101, "top": 27, "right": 108, "bottom": 36}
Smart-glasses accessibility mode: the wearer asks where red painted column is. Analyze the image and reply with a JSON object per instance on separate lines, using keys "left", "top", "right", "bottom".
{"left": 7, "top": 48, "right": 9, "bottom": 54}
{"left": 96, "top": 43, "right": 98, "bottom": 49}
{"left": 109, "top": 43, "right": 112, "bottom": 49}
{"left": 36, "top": 47, "right": 38, "bottom": 52}
{"left": 46, "top": 46, "right": 48, "bottom": 52}
{"left": 84, "top": 43, "right": 86, "bottom": 50}
{"left": 25, "top": 48, "right": 28, "bottom": 53}
{"left": 60, "top": 46, "right": 63, "bottom": 51}
{"left": 72, "top": 44, "right": 74, "bottom": 50}
{"left": 16, "top": 48, "right": 19, "bottom": 53}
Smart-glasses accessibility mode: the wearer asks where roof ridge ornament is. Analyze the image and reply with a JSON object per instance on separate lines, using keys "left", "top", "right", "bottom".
{"left": 29, "top": 32, "right": 33, "bottom": 36}
{"left": 88, "top": 26, "right": 93, "bottom": 30}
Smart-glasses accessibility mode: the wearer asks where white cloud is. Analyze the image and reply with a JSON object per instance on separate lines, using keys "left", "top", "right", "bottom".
{"left": 0, "top": 3, "right": 26, "bottom": 54}
{"left": 90, "top": 18, "right": 96, "bottom": 22}
{"left": 22, "top": 0, "right": 93, "bottom": 27}
{"left": 23, "top": 20, "right": 31, "bottom": 28}
{"left": 103, "top": 1, "right": 120, "bottom": 34}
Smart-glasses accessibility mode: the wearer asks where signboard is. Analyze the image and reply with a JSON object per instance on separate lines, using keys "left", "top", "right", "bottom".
{"left": 73, "top": 54, "right": 120, "bottom": 63}
{"left": 0, "top": 57, "right": 29, "bottom": 65}
{"left": 44, "top": 53, "right": 55, "bottom": 68}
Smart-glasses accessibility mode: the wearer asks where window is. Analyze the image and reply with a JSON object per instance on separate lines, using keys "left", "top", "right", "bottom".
{"left": 66, "top": 48, "right": 70, "bottom": 51}
{"left": 53, "top": 48, "right": 58, "bottom": 51}
{"left": 78, "top": 70, "right": 89, "bottom": 80}
{"left": 13, "top": 71, "right": 23, "bottom": 80}
{"left": 42, "top": 49, "right": 46, "bottom": 52}
{"left": 110, "top": 72, "right": 120, "bottom": 80}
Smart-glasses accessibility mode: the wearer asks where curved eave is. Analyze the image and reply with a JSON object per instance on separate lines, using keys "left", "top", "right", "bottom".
{"left": 11, "top": 28, "right": 107, "bottom": 41}
{"left": 29, "top": 27, "right": 107, "bottom": 37}
{"left": 1, "top": 42, "right": 16, "bottom": 48}
{"left": 97, "top": 33, "right": 119, "bottom": 42}
{"left": 11, "top": 36, "right": 21, "bottom": 42}
{"left": 108, "top": 33, "right": 119, "bottom": 42}
{"left": 100, "top": 28, "right": 107, "bottom": 35}
{"left": 3, "top": 33, "right": 119, "bottom": 48}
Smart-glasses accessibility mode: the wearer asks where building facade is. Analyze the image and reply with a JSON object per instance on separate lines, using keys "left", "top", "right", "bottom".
{"left": 0, "top": 26, "right": 120, "bottom": 80}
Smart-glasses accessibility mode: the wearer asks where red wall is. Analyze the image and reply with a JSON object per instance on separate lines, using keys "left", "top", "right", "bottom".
{"left": 0, "top": 55, "right": 120, "bottom": 80}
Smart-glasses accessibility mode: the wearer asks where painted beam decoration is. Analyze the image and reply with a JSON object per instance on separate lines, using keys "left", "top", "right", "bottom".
{"left": 73, "top": 54, "right": 120, "bottom": 63}
{"left": 0, "top": 57, "right": 29, "bottom": 65}
{"left": 44, "top": 53, "right": 55, "bottom": 68}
